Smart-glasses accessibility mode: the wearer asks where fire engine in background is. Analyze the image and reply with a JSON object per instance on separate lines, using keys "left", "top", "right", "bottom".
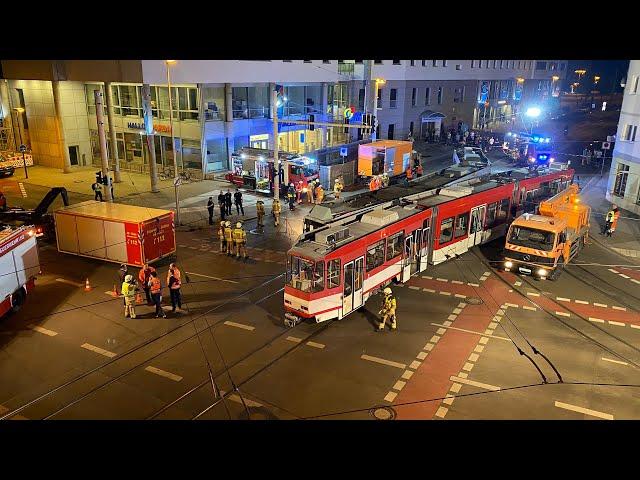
{"left": 0, "top": 150, "right": 34, "bottom": 177}
{"left": 504, "top": 184, "right": 590, "bottom": 280}
{"left": 225, "top": 147, "right": 318, "bottom": 195}
{"left": 505, "top": 132, "right": 556, "bottom": 169}
{"left": 0, "top": 225, "right": 39, "bottom": 317}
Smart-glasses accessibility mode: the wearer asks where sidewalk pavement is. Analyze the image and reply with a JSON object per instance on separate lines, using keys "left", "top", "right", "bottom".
{"left": 580, "top": 174, "right": 640, "bottom": 263}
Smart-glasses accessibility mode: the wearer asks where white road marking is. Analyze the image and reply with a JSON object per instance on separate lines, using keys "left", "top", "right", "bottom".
{"left": 430, "top": 323, "right": 510, "bottom": 341}
{"left": 144, "top": 366, "right": 183, "bottom": 382}
{"left": 29, "top": 325, "right": 58, "bottom": 337}
{"left": 474, "top": 345, "right": 485, "bottom": 353}
{"left": 608, "top": 269, "right": 619, "bottom": 274}
{"left": 55, "top": 278, "right": 84, "bottom": 287}
{"left": 401, "top": 370, "right": 414, "bottom": 380}
{"left": 612, "top": 306, "right": 626, "bottom": 311}
{"left": 588, "top": 317, "right": 605, "bottom": 323}
{"left": 483, "top": 271, "right": 491, "bottom": 276}
{"left": 468, "top": 353, "right": 480, "bottom": 362}
{"left": 409, "top": 286, "right": 421, "bottom": 290}
{"left": 554, "top": 401, "right": 614, "bottom": 420}
{"left": 608, "top": 321, "right": 625, "bottom": 327}
{"left": 430, "top": 335, "right": 440, "bottom": 343}
{"left": 442, "top": 321, "right": 452, "bottom": 327}
{"left": 422, "top": 275, "right": 433, "bottom": 280}
{"left": 452, "top": 308, "right": 462, "bottom": 314}
{"left": 227, "top": 393, "right": 263, "bottom": 408}
{"left": 223, "top": 321, "right": 255, "bottom": 331}
{"left": 555, "top": 311, "right": 570, "bottom": 317}
{"left": 601, "top": 357, "right": 629, "bottom": 366}
{"left": 423, "top": 288, "right": 436, "bottom": 293}
{"left": 451, "top": 280, "right": 463, "bottom": 285}
{"left": 514, "top": 281, "right": 522, "bottom": 286}
{"left": 384, "top": 391, "right": 398, "bottom": 402}
{"left": 458, "top": 302, "right": 467, "bottom": 308}
{"left": 479, "top": 337, "right": 489, "bottom": 345}
{"left": 417, "top": 351, "right": 427, "bottom": 360}
{"left": 440, "top": 291, "right": 452, "bottom": 296}
{"left": 435, "top": 406, "right": 448, "bottom": 418}
{"left": 594, "top": 303, "right": 608, "bottom": 308}
{"left": 436, "top": 328, "right": 447, "bottom": 335}
{"left": 409, "top": 360, "right": 421, "bottom": 370}
{"left": 505, "top": 303, "right": 519, "bottom": 308}
{"left": 467, "top": 283, "right": 480, "bottom": 287}
{"left": 185, "top": 271, "right": 239, "bottom": 284}
{"left": 448, "top": 314, "right": 459, "bottom": 321}
{"left": 527, "top": 292, "right": 540, "bottom": 297}
{"left": 81, "top": 343, "right": 116, "bottom": 358}
{"left": 631, "top": 324, "right": 640, "bottom": 330}
{"left": 286, "top": 336, "right": 302, "bottom": 343}
{"left": 484, "top": 329, "right": 494, "bottom": 335}
{"left": 462, "top": 362, "right": 474, "bottom": 372}
{"left": 458, "top": 372, "right": 469, "bottom": 379}
{"left": 556, "top": 297, "right": 570, "bottom": 302}
{"left": 632, "top": 279, "right": 640, "bottom": 285}
{"left": 436, "top": 278, "right": 448, "bottom": 282}
{"left": 450, "top": 383, "right": 462, "bottom": 393}
{"left": 619, "top": 274, "right": 630, "bottom": 279}
{"left": 442, "top": 394, "right": 455, "bottom": 406}
{"left": 454, "top": 294, "right": 467, "bottom": 299}
{"left": 497, "top": 309, "right": 505, "bottom": 315}
{"left": 361, "top": 354, "right": 406, "bottom": 370}
{"left": 424, "top": 343, "right": 435, "bottom": 351}
{"left": 450, "top": 376, "right": 501, "bottom": 391}
{"left": 393, "top": 380, "right": 406, "bottom": 391}
{"left": 0, "top": 404, "right": 28, "bottom": 420}
{"left": 574, "top": 300, "right": 589, "bottom": 305}
{"left": 306, "top": 341, "right": 325, "bottom": 349}
{"left": 522, "top": 306, "right": 537, "bottom": 311}
{"left": 488, "top": 322, "right": 498, "bottom": 329}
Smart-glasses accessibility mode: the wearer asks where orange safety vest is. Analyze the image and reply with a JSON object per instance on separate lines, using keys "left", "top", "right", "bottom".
{"left": 369, "top": 178, "right": 377, "bottom": 191}
{"left": 406, "top": 168, "right": 413, "bottom": 180}
{"left": 611, "top": 210, "right": 621, "bottom": 230}
{"left": 149, "top": 277, "right": 161, "bottom": 294}
{"left": 138, "top": 266, "right": 156, "bottom": 284}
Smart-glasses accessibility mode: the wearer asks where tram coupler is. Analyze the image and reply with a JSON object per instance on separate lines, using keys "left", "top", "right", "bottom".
{"left": 284, "top": 313, "right": 302, "bottom": 328}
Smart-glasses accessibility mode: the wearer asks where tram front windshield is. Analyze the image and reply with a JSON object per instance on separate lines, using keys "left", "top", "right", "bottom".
{"left": 286, "top": 255, "right": 324, "bottom": 292}
{"left": 508, "top": 226, "right": 556, "bottom": 251}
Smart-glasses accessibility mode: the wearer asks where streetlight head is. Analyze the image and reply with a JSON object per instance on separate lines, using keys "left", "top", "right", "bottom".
{"left": 552, "top": 76, "right": 559, "bottom": 81}
{"left": 14, "top": 107, "right": 25, "bottom": 113}
{"left": 166, "top": 60, "right": 177, "bottom": 65}
{"left": 375, "top": 78, "right": 386, "bottom": 85}
{"left": 526, "top": 107, "right": 541, "bottom": 118}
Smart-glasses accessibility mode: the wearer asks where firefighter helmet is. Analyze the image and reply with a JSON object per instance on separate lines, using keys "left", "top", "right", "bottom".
{"left": 125, "top": 275, "right": 133, "bottom": 282}
{"left": 384, "top": 287, "right": 392, "bottom": 295}
{"left": 225, "top": 221, "right": 231, "bottom": 227}
{"left": 236, "top": 222, "right": 242, "bottom": 228}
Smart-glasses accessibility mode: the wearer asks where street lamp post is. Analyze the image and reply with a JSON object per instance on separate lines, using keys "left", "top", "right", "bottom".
{"left": 272, "top": 87, "right": 280, "bottom": 200}
{"left": 13, "top": 108, "right": 28, "bottom": 179}
{"left": 372, "top": 78, "right": 385, "bottom": 140}
{"left": 166, "top": 60, "right": 180, "bottom": 225}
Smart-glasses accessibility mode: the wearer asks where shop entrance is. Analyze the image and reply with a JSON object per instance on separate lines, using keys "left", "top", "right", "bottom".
{"left": 68, "top": 146, "right": 79, "bottom": 166}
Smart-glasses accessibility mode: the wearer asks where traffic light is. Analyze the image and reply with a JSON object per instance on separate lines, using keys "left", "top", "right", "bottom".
{"left": 343, "top": 117, "right": 349, "bottom": 134}
{"left": 309, "top": 114, "right": 315, "bottom": 131}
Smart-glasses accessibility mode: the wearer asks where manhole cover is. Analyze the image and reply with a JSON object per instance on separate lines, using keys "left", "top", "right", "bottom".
{"left": 370, "top": 406, "right": 396, "bottom": 420}
{"left": 466, "top": 297, "right": 483, "bottom": 305}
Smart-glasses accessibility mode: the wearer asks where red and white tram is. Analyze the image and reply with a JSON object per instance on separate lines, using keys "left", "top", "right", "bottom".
{"left": 284, "top": 168, "right": 574, "bottom": 325}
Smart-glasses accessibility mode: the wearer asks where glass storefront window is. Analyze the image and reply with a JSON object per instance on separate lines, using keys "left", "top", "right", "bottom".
{"left": 119, "top": 85, "right": 142, "bottom": 117}
{"left": 202, "top": 86, "right": 225, "bottom": 121}
{"left": 284, "top": 86, "right": 304, "bottom": 116}
{"left": 206, "top": 138, "right": 228, "bottom": 172}
{"left": 182, "top": 139, "right": 201, "bottom": 170}
{"left": 247, "top": 86, "right": 269, "bottom": 118}
{"left": 304, "top": 85, "right": 322, "bottom": 114}
{"left": 232, "top": 87, "right": 249, "bottom": 119}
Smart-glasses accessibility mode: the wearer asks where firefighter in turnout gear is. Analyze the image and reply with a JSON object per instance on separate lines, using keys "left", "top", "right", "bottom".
{"left": 224, "top": 220, "right": 234, "bottom": 256}
{"left": 256, "top": 200, "right": 265, "bottom": 227}
{"left": 233, "top": 222, "right": 248, "bottom": 259}
{"left": 218, "top": 220, "right": 227, "bottom": 253}
{"left": 378, "top": 287, "right": 397, "bottom": 331}
{"left": 272, "top": 198, "right": 281, "bottom": 226}
{"left": 121, "top": 275, "right": 138, "bottom": 318}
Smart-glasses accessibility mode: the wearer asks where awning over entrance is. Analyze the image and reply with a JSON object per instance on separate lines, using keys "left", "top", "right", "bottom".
{"left": 420, "top": 110, "right": 446, "bottom": 122}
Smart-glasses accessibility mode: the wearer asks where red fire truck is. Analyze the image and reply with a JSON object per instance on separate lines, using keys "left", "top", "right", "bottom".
{"left": 0, "top": 225, "right": 40, "bottom": 317}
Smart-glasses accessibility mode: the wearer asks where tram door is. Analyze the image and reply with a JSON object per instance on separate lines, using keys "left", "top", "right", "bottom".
{"left": 413, "top": 229, "right": 422, "bottom": 272}
{"left": 342, "top": 257, "right": 364, "bottom": 316}
{"left": 418, "top": 219, "right": 431, "bottom": 272}
{"left": 403, "top": 236, "right": 414, "bottom": 281}
{"left": 467, "top": 205, "right": 486, "bottom": 248}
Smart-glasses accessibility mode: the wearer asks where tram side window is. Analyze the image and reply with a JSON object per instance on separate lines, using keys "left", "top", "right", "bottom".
{"left": 454, "top": 213, "right": 469, "bottom": 238}
{"left": 486, "top": 202, "right": 497, "bottom": 228}
{"left": 386, "top": 232, "right": 404, "bottom": 261}
{"left": 495, "top": 198, "right": 510, "bottom": 224}
{"left": 314, "top": 261, "right": 325, "bottom": 290}
{"left": 327, "top": 259, "right": 341, "bottom": 288}
{"left": 422, "top": 218, "right": 430, "bottom": 248}
{"left": 439, "top": 217, "right": 454, "bottom": 244}
{"left": 366, "top": 240, "right": 385, "bottom": 271}
{"left": 287, "top": 255, "right": 324, "bottom": 292}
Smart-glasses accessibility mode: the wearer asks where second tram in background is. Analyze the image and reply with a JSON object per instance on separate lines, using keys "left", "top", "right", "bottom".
{"left": 284, "top": 166, "right": 574, "bottom": 326}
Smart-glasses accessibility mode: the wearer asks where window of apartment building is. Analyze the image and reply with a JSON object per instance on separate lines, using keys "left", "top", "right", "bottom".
{"left": 232, "top": 86, "right": 270, "bottom": 119}
{"left": 411, "top": 88, "right": 417, "bottom": 106}
{"left": 500, "top": 60, "right": 504, "bottom": 69}
{"left": 433, "top": 60, "right": 438, "bottom": 67}
{"left": 393, "top": 60, "right": 401, "bottom": 65}
{"left": 322, "top": 60, "right": 331, "bottom": 64}
{"left": 493, "top": 60, "right": 497, "bottom": 69}
{"left": 517, "top": 60, "right": 521, "bottom": 69}
{"left": 409, "top": 121, "right": 414, "bottom": 134}
{"left": 390, "top": 88, "right": 398, "bottom": 108}
{"left": 358, "top": 88, "right": 365, "bottom": 110}
{"left": 623, "top": 124, "right": 638, "bottom": 141}
{"left": 202, "top": 86, "right": 225, "bottom": 121}
{"left": 150, "top": 85, "right": 197, "bottom": 121}
{"left": 388, "top": 123, "right": 395, "bottom": 140}
{"left": 455, "top": 64, "right": 461, "bottom": 70}
{"left": 85, "top": 83, "right": 103, "bottom": 115}
{"left": 118, "top": 85, "right": 142, "bottom": 117}
{"left": 410, "top": 60, "right": 415, "bottom": 66}
{"left": 536, "top": 61, "right": 547, "bottom": 70}
{"left": 303, "top": 60, "right": 312, "bottom": 63}
{"left": 478, "top": 60, "right": 482, "bottom": 69}
{"left": 631, "top": 76, "right": 639, "bottom": 94}
{"left": 485, "top": 60, "right": 490, "bottom": 69}
{"left": 453, "top": 86, "right": 465, "bottom": 103}
{"left": 283, "top": 60, "right": 292, "bottom": 62}
{"left": 443, "top": 60, "right": 448, "bottom": 67}
{"left": 355, "top": 60, "right": 363, "bottom": 64}
{"left": 374, "top": 60, "right": 383, "bottom": 64}
{"left": 377, "top": 87, "right": 383, "bottom": 108}
{"left": 613, "top": 163, "right": 630, "bottom": 197}
{"left": 422, "top": 60, "right": 426, "bottom": 66}
{"left": 437, "top": 86, "right": 443, "bottom": 104}
{"left": 425, "top": 87, "right": 431, "bottom": 105}
{"left": 471, "top": 60, "right": 475, "bottom": 68}
{"left": 560, "top": 63, "right": 566, "bottom": 71}
{"left": 549, "top": 62, "right": 558, "bottom": 71}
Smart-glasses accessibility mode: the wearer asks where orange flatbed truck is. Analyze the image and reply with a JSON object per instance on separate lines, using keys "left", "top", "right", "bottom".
{"left": 503, "top": 184, "right": 590, "bottom": 280}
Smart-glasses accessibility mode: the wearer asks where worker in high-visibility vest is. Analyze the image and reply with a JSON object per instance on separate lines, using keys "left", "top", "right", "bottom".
{"left": 121, "top": 275, "right": 138, "bottom": 319}
{"left": 315, "top": 184, "right": 325, "bottom": 204}
{"left": 218, "top": 220, "right": 226, "bottom": 253}
{"left": 375, "top": 175, "right": 382, "bottom": 190}
{"left": 256, "top": 200, "right": 265, "bottom": 227}
{"left": 307, "top": 181, "right": 315, "bottom": 204}
{"left": 378, "top": 287, "right": 397, "bottom": 331}
{"left": 334, "top": 178, "right": 343, "bottom": 199}
{"left": 605, "top": 204, "right": 621, "bottom": 237}
{"left": 232, "top": 221, "right": 248, "bottom": 259}
{"left": 224, "top": 220, "right": 234, "bottom": 256}
{"left": 369, "top": 177, "right": 377, "bottom": 192}
{"left": 272, "top": 198, "right": 282, "bottom": 226}
{"left": 148, "top": 271, "right": 166, "bottom": 318}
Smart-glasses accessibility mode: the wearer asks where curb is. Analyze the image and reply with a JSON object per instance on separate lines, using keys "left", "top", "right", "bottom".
{"left": 588, "top": 232, "right": 640, "bottom": 267}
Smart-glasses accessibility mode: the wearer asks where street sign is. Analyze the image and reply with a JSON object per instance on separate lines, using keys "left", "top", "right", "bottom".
{"left": 19, "top": 144, "right": 27, "bottom": 153}
{"left": 339, "top": 147, "right": 348, "bottom": 157}
{"left": 173, "top": 177, "right": 182, "bottom": 187}
{"left": 602, "top": 142, "right": 611, "bottom": 150}
{"left": 607, "top": 135, "right": 616, "bottom": 143}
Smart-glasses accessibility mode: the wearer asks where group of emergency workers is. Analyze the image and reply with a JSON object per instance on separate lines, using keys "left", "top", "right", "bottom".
{"left": 119, "top": 262, "right": 183, "bottom": 319}
{"left": 218, "top": 220, "right": 248, "bottom": 259}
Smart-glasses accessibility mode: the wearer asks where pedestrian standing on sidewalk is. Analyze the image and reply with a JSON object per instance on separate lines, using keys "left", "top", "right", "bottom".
{"left": 207, "top": 197, "right": 215, "bottom": 225}
{"left": 234, "top": 189, "right": 245, "bottom": 215}
{"left": 218, "top": 191, "right": 226, "bottom": 221}
{"left": 225, "top": 189, "right": 232, "bottom": 216}
{"left": 148, "top": 271, "right": 166, "bottom": 318}
{"left": 92, "top": 181, "right": 103, "bottom": 201}
{"left": 167, "top": 268, "right": 182, "bottom": 312}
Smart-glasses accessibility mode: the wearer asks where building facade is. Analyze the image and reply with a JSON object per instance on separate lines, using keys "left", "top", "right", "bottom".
{"left": 606, "top": 60, "right": 640, "bottom": 214}
{"left": 0, "top": 59, "right": 567, "bottom": 180}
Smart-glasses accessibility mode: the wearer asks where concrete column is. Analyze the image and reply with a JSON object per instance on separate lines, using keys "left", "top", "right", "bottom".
{"left": 224, "top": 83, "right": 234, "bottom": 167}
{"left": 104, "top": 82, "right": 121, "bottom": 182}
{"left": 141, "top": 84, "right": 159, "bottom": 193}
{"left": 94, "top": 90, "right": 113, "bottom": 202}
{"left": 268, "top": 83, "right": 275, "bottom": 119}
{"left": 198, "top": 84, "right": 207, "bottom": 178}
{"left": 0, "top": 80, "right": 16, "bottom": 151}
{"left": 52, "top": 81, "right": 72, "bottom": 173}
{"left": 321, "top": 82, "right": 328, "bottom": 148}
